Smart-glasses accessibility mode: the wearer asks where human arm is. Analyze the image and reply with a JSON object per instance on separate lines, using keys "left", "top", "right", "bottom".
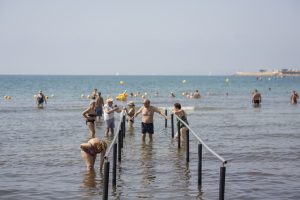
{"left": 99, "top": 149, "right": 106, "bottom": 171}
{"left": 82, "top": 107, "right": 91, "bottom": 119}
{"left": 154, "top": 107, "right": 168, "bottom": 119}
{"left": 132, "top": 107, "right": 143, "bottom": 119}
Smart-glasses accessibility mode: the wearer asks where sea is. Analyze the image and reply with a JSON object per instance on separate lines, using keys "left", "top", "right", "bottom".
{"left": 0, "top": 75, "right": 299, "bottom": 200}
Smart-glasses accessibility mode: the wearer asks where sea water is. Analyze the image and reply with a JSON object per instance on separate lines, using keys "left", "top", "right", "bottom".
{"left": 0, "top": 75, "right": 299, "bottom": 199}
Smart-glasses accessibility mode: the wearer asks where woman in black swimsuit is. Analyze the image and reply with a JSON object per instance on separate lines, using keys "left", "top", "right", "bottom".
{"left": 82, "top": 100, "right": 97, "bottom": 138}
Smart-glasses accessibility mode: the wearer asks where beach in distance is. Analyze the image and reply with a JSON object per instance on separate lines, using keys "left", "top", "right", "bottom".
{"left": 0, "top": 75, "right": 299, "bottom": 200}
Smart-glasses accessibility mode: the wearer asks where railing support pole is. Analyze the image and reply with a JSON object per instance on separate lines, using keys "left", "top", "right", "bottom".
{"left": 118, "top": 130, "right": 122, "bottom": 162}
{"left": 198, "top": 143, "right": 202, "bottom": 187}
{"left": 171, "top": 114, "right": 174, "bottom": 138}
{"left": 219, "top": 166, "right": 226, "bottom": 200}
{"left": 165, "top": 109, "right": 167, "bottom": 128}
{"left": 122, "top": 115, "right": 126, "bottom": 138}
{"left": 177, "top": 123, "right": 181, "bottom": 149}
{"left": 186, "top": 129, "right": 190, "bottom": 163}
{"left": 119, "top": 129, "right": 123, "bottom": 149}
{"left": 112, "top": 143, "right": 117, "bottom": 186}
{"left": 102, "top": 161, "right": 110, "bottom": 200}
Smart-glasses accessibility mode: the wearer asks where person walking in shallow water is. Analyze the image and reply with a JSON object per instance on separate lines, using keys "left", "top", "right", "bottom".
{"left": 252, "top": 89, "right": 262, "bottom": 107}
{"left": 132, "top": 99, "right": 168, "bottom": 143}
{"left": 291, "top": 90, "right": 299, "bottom": 104}
{"left": 82, "top": 100, "right": 97, "bottom": 138}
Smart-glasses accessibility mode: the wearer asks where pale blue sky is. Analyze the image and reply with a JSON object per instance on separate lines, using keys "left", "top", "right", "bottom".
{"left": 0, "top": 0, "right": 299, "bottom": 75}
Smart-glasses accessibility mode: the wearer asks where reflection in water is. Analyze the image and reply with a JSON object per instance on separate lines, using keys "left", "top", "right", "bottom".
{"left": 82, "top": 170, "right": 97, "bottom": 188}
{"left": 140, "top": 142, "right": 156, "bottom": 187}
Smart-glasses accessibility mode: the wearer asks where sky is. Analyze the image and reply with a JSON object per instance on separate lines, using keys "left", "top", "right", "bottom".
{"left": 0, "top": 0, "right": 299, "bottom": 75}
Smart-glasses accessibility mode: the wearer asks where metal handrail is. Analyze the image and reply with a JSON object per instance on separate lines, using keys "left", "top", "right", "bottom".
{"left": 172, "top": 113, "right": 227, "bottom": 165}
{"left": 104, "top": 110, "right": 125, "bottom": 159}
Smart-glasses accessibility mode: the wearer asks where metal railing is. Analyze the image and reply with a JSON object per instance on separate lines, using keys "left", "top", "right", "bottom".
{"left": 102, "top": 110, "right": 126, "bottom": 200}
{"left": 102, "top": 109, "right": 227, "bottom": 200}
{"left": 167, "top": 109, "right": 227, "bottom": 200}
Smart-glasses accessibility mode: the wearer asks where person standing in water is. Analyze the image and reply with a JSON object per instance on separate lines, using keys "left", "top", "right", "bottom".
{"left": 172, "top": 103, "right": 189, "bottom": 142}
{"left": 95, "top": 92, "right": 104, "bottom": 121}
{"left": 252, "top": 89, "right": 262, "bottom": 107}
{"left": 132, "top": 99, "right": 168, "bottom": 143}
{"left": 82, "top": 100, "right": 97, "bottom": 138}
{"left": 36, "top": 90, "right": 47, "bottom": 108}
{"left": 103, "top": 98, "right": 121, "bottom": 136}
{"left": 291, "top": 90, "right": 299, "bottom": 104}
{"left": 125, "top": 101, "right": 135, "bottom": 129}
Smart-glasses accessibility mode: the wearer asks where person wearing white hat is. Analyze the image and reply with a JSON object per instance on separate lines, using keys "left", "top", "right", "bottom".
{"left": 103, "top": 98, "right": 120, "bottom": 136}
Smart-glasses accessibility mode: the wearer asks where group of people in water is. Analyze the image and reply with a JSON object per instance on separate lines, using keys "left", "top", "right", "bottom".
{"left": 251, "top": 89, "right": 299, "bottom": 106}
{"left": 78, "top": 88, "right": 191, "bottom": 171}
{"left": 33, "top": 87, "right": 298, "bottom": 171}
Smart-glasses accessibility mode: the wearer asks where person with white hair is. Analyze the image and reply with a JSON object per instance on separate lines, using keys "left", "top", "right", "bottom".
{"left": 82, "top": 100, "right": 97, "bottom": 138}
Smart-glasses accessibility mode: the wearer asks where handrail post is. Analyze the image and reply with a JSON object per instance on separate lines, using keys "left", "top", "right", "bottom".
{"left": 119, "top": 129, "right": 123, "bottom": 149}
{"left": 112, "top": 143, "right": 117, "bottom": 186}
{"left": 122, "top": 115, "right": 126, "bottom": 138}
{"left": 118, "top": 130, "right": 122, "bottom": 162}
{"left": 171, "top": 114, "right": 174, "bottom": 138}
{"left": 165, "top": 109, "right": 167, "bottom": 128}
{"left": 186, "top": 129, "right": 189, "bottom": 163}
{"left": 102, "top": 161, "right": 110, "bottom": 200}
{"left": 219, "top": 166, "right": 226, "bottom": 200}
{"left": 198, "top": 143, "right": 202, "bottom": 187}
{"left": 177, "top": 123, "right": 181, "bottom": 149}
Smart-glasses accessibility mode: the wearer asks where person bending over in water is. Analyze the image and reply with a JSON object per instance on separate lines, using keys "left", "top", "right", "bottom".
{"left": 82, "top": 100, "right": 97, "bottom": 138}
{"left": 291, "top": 90, "right": 299, "bottom": 104}
{"left": 172, "top": 103, "right": 189, "bottom": 142}
{"left": 36, "top": 90, "right": 47, "bottom": 108}
{"left": 80, "top": 137, "right": 107, "bottom": 171}
{"left": 252, "top": 89, "right": 262, "bottom": 107}
{"left": 132, "top": 99, "right": 168, "bottom": 143}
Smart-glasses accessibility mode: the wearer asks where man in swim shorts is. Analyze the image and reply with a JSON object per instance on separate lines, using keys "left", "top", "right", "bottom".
{"left": 252, "top": 89, "right": 262, "bottom": 107}
{"left": 133, "top": 99, "right": 168, "bottom": 143}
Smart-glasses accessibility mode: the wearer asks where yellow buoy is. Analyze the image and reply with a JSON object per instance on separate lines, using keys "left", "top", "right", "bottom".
{"left": 182, "top": 80, "right": 187, "bottom": 84}
{"left": 120, "top": 81, "right": 125, "bottom": 85}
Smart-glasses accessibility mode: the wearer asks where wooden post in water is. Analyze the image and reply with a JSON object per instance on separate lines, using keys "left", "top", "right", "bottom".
{"left": 103, "top": 161, "right": 110, "bottom": 200}
{"left": 198, "top": 143, "right": 202, "bottom": 187}
{"left": 219, "top": 166, "right": 226, "bottom": 200}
